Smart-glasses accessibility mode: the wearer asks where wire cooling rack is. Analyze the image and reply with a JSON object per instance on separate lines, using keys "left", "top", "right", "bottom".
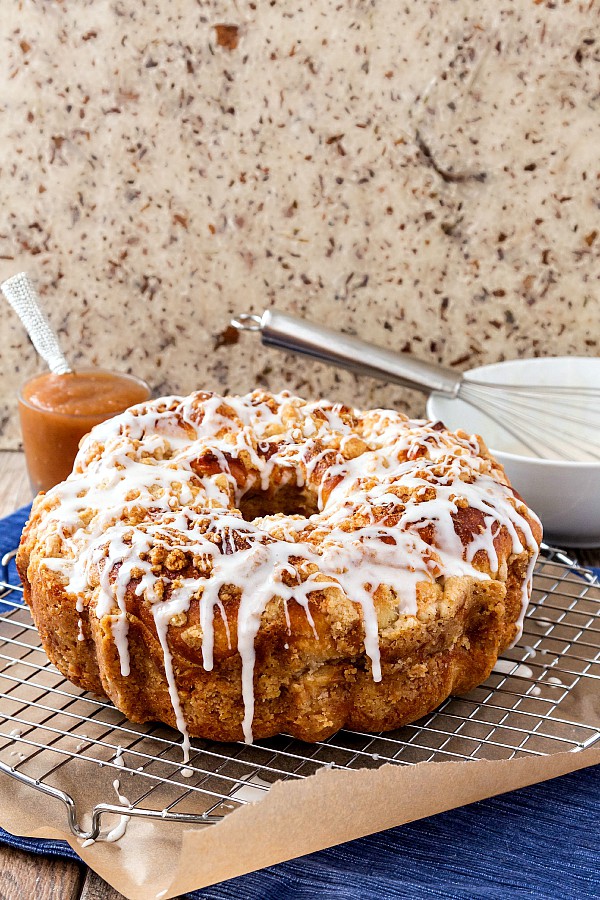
{"left": 0, "top": 545, "right": 599, "bottom": 842}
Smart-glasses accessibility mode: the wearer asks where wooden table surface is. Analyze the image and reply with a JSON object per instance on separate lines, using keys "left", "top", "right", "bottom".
{"left": 0, "top": 450, "right": 598, "bottom": 900}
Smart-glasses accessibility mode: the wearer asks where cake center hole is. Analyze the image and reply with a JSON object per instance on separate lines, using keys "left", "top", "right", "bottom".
{"left": 238, "top": 484, "right": 319, "bottom": 521}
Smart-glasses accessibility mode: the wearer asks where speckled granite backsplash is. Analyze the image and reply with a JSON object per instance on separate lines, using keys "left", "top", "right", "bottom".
{"left": 0, "top": 1, "right": 598, "bottom": 448}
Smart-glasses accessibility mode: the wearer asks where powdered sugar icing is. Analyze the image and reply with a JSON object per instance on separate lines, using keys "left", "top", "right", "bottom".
{"left": 33, "top": 390, "right": 540, "bottom": 750}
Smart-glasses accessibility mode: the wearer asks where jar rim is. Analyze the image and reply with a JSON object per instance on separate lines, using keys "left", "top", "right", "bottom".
{"left": 18, "top": 368, "right": 152, "bottom": 419}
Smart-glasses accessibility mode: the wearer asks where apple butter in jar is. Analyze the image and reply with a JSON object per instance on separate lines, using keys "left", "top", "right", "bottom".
{"left": 18, "top": 369, "right": 151, "bottom": 493}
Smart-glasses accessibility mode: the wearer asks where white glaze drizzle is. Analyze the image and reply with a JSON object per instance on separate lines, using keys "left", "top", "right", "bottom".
{"left": 33, "top": 390, "right": 540, "bottom": 749}
{"left": 105, "top": 778, "right": 132, "bottom": 843}
{"left": 81, "top": 778, "right": 131, "bottom": 847}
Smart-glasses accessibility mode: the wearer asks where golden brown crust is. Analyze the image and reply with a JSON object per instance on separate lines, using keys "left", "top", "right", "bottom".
{"left": 19, "top": 559, "right": 517, "bottom": 741}
{"left": 17, "top": 390, "right": 542, "bottom": 744}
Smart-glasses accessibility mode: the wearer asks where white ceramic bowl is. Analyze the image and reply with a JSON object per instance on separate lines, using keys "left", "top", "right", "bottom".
{"left": 426, "top": 357, "right": 600, "bottom": 548}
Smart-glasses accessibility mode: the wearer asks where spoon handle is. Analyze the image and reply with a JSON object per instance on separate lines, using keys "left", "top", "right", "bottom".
{"left": 2, "top": 272, "right": 71, "bottom": 375}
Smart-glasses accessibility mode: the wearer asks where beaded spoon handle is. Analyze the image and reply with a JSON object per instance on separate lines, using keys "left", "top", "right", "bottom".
{"left": 2, "top": 272, "right": 71, "bottom": 375}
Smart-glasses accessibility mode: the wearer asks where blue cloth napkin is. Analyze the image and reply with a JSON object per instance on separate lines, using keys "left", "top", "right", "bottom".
{"left": 1, "top": 504, "right": 598, "bottom": 899}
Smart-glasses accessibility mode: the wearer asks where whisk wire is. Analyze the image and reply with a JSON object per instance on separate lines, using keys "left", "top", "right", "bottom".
{"left": 459, "top": 382, "right": 600, "bottom": 462}
{"left": 506, "top": 399, "right": 600, "bottom": 423}
{"left": 462, "top": 385, "right": 600, "bottom": 431}
{"left": 465, "top": 379, "right": 600, "bottom": 396}
{"left": 474, "top": 394, "right": 600, "bottom": 422}
{"left": 463, "top": 395, "right": 575, "bottom": 461}
{"left": 479, "top": 397, "right": 597, "bottom": 460}
{"left": 460, "top": 394, "right": 549, "bottom": 459}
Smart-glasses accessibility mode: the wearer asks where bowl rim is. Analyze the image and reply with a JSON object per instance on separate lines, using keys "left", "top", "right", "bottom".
{"left": 426, "top": 356, "right": 600, "bottom": 470}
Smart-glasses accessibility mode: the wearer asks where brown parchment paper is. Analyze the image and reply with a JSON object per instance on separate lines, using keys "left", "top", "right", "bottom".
{"left": 2, "top": 566, "right": 599, "bottom": 897}
{"left": 0, "top": 744, "right": 598, "bottom": 899}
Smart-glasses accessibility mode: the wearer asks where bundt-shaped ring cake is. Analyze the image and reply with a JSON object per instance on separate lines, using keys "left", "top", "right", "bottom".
{"left": 18, "top": 390, "right": 542, "bottom": 752}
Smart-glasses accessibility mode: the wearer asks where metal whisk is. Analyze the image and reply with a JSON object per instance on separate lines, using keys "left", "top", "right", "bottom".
{"left": 231, "top": 309, "right": 600, "bottom": 463}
